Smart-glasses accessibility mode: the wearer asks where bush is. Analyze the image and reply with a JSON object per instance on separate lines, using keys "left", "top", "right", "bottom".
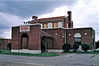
{"left": 81, "top": 44, "right": 90, "bottom": 52}
{"left": 95, "top": 41, "right": 99, "bottom": 49}
{"left": 7, "top": 43, "right": 12, "bottom": 51}
{"left": 73, "top": 44, "right": 79, "bottom": 52}
{"left": 62, "top": 43, "right": 71, "bottom": 52}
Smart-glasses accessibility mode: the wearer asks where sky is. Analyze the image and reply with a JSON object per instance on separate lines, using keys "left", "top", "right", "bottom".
{"left": 0, "top": 0, "right": 99, "bottom": 41}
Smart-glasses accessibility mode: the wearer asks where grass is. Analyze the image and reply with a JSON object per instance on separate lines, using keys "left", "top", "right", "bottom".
{"left": 63, "top": 51, "right": 99, "bottom": 54}
{"left": 0, "top": 49, "right": 10, "bottom": 51}
{"left": 0, "top": 49, "right": 98, "bottom": 57}
{"left": 0, "top": 51, "right": 59, "bottom": 57}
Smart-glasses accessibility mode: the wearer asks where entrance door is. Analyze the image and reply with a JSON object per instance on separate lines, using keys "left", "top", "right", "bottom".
{"left": 74, "top": 37, "right": 81, "bottom": 45}
{"left": 74, "top": 33, "right": 82, "bottom": 50}
{"left": 74, "top": 33, "right": 81, "bottom": 45}
{"left": 21, "top": 33, "right": 28, "bottom": 49}
{"left": 22, "top": 38, "right": 28, "bottom": 49}
{"left": 41, "top": 37, "right": 48, "bottom": 52}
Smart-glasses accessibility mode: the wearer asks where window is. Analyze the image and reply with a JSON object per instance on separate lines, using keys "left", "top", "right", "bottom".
{"left": 74, "top": 33, "right": 81, "bottom": 37}
{"left": 43, "top": 24, "right": 47, "bottom": 28}
{"left": 85, "top": 33, "right": 87, "bottom": 35}
{"left": 68, "top": 34, "right": 71, "bottom": 36}
{"left": 58, "top": 22, "right": 63, "bottom": 28}
{"left": 74, "top": 33, "right": 81, "bottom": 45}
{"left": 66, "top": 23, "right": 68, "bottom": 28}
{"left": 53, "top": 23, "right": 58, "bottom": 28}
{"left": 74, "top": 37, "right": 81, "bottom": 42}
{"left": 48, "top": 23, "right": 52, "bottom": 28}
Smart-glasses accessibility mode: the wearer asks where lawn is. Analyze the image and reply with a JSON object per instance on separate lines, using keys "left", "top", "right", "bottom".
{"left": 0, "top": 51, "right": 59, "bottom": 57}
{"left": 0, "top": 49, "right": 98, "bottom": 57}
{"left": 0, "top": 49, "right": 10, "bottom": 51}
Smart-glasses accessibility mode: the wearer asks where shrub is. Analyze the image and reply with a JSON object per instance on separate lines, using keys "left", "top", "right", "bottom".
{"left": 62, "top": 43, "right": 71, "bottom": 52}
{"left": 7, "top": 43, "right": 12, "bottom": 51}
{"left": 81, "top": 44, "right": 90, "bottom": 52}
{"left": 73, "top": 44, "right": 79, "bottom": 52}
{"left": 95, "top": 41, "right": 99, "bottom": 49}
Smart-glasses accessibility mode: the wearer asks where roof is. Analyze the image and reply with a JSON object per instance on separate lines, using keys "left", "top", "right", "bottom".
{"left": 38, "top": 16, "right": 65, "bottom": 21}
{"left": 42, "top": 27, "right": 94, "bottom": 31}
{"left": 31, "top": 16, "right": 66, "bottom": 23}
{"left": 0, "top": 38, "right": 11, "bottom": 40}
{"left": 63, "top": 27, "right": 93, "bottom": 30}
{"left": 41, "top": 30, "right": 53, "bottom": 37}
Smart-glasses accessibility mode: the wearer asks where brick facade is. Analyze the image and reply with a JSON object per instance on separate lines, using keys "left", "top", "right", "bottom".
{"left": 0, "top": 38, "right": 11, "bottom": 49}
{"left": 0, "top": 11, "right": 95, "bottom": 53}
{"left": 65, "top": 28, "right": 95, "bottom": 48}
{"left": 12, "top": 25, "right": 41, "bottom": 50}
{"left": 42, "top": 28, "right": 64, "bottom": 49}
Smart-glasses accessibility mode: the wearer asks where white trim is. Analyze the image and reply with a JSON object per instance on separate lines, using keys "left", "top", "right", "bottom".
{"left": 63, "top": 27, "right": 92, "bottom": 29}
{"left": 41, "top": 24, "right": 43, "bottom": 29}
{"left": 48, "top": 49, "right": 63, "bottom": 53}
{"left": 20, "top": 25, "right": 30, "bottom": 32}
{"left": 66, "top": 23, "right": 68, "bottom": 28}
{"left": 12, "top": 23, "right": 41, "bottom": 27}
{"left": 74, "top": 33, "right": 81, "bottom": 37}
{"left": 11, "top": 49, "right": 41, "bottom": 54}
{"left": 58, "top": 22, "right": 63, "bottom": 28}
{"left": 42, "top": 27, "right": 63, "bottom": 29}
{"left": 48, "top": 23, "right": 52, "bottom": 28}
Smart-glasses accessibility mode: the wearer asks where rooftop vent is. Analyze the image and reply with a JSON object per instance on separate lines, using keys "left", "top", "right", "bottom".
{"left": 32, "top": 16, "right": 38, "bottom": 20}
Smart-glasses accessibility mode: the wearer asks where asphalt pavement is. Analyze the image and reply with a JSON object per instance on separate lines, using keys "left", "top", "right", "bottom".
{"left": 0, "top": 54, "right": 99, "bottom": 66}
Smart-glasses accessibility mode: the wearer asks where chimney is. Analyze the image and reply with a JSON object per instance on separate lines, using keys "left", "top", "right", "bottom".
{"left": 32, "top": 16, "right": 38, "bottom": 20}
{"left": 67, "top": 11, "right": 72, "bottom": 21}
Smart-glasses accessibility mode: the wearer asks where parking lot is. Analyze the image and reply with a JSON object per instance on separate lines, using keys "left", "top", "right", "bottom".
{"left": 0, "top": 54, "right": 99, "bottom": 66}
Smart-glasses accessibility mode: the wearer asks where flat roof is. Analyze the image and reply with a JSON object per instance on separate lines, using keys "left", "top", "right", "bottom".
{"left": 42, "top": 27, "right": 93, "bottom": 30}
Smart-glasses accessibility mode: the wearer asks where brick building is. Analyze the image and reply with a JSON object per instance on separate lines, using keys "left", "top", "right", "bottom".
{"left": 0, "top": 38, "right": 11, "bottom": 49}
{"left": 11, "top": 11, "right": 95, "bottom": 53}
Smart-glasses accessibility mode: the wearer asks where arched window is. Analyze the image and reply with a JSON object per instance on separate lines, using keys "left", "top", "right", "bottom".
{"left": 74, "top": 33, "right": 81, "bottom": 45}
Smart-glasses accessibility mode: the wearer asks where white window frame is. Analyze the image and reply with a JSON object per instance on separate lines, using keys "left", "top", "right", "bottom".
{"left": 67, "top": 23, "right": 69, "bottom": 28}
{"left": 41, "top": 24, "right": 43, "bottom": 29}
{"left": 58, "top": 22, "right": 63, "bottom": 28}
{"left": 48, "top": 23, "right": 52, "bottom": 28}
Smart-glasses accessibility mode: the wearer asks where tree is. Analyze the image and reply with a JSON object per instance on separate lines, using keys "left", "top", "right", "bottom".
{"left": 7, "top": 43, "right": 12, "bottom": 51}
{"left": 81, "top": 44, "right": 90, "bottom": 52}
{"left": 73, "top": 44, "right": 79, "bottom": 52}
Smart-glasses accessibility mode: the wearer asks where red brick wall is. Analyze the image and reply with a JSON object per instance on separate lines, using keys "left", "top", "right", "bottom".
{"left": 12, "top": 27, "right": 20, "bottom": 49}
{"left": 0, "top": 39, "right": 11, "bottom": 49}
{"left": 28, "top": 25, "right": 41, "bottom": 50}
{"left": 12, "top": 25, "right": 41, "bottom": 50}
{"left": 12, "top": 24, "right": 95, "bottom": 50}
{"left": 42, "top": 28, "right": 94, "bottom": 49}
{"left": 30, "top": 16, "right": 73, "bottom": 29}
{"left": 65, "top": 28, "right": 94, "bottom": 48}
{"left": 42, "top": 28, "right": 64, "bottom": 49}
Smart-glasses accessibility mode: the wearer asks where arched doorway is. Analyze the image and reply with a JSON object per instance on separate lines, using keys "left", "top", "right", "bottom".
{"left": 41, "top": 37, "right": 48, "bottom": 52}
{"left": 74, "top": 33, "right": 81, "bottom": 45}
{"left": 21, "top": 33, "right": 28, "bottom": 49}
{"left": 41, "top": 36, "right": 52, "bottom": 53}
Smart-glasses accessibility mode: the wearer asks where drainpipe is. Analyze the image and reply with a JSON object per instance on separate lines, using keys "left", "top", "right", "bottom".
{"left": 63, "top": 16, "right": 66, "bottom": 28}
{"left": 63, "top": 17, "right": 67, "bottom": 44}
{"left": 64, "top": 30, "right": 66, "bottom": 44}
{"left": 91, "top": 29, "right": 95, "bottom": 52}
